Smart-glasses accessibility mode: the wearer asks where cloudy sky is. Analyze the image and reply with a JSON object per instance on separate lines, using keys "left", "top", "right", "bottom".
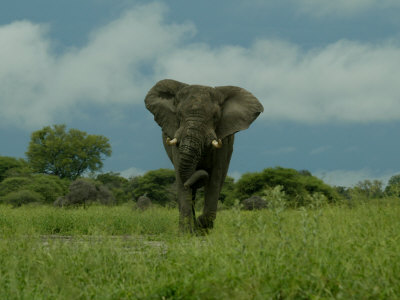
{"left": 1, "top": 0, "right": 399, "bottom": 186}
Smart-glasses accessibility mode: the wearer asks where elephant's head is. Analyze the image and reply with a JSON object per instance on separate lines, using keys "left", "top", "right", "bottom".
{"left": 145, "top": 79, "right": 263, "bottom": 184}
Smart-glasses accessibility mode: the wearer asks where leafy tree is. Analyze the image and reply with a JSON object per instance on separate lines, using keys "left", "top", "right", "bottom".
{"left": 234, "top": 167, "right": 338, "bottom": 207}
{"left": 132, "top": 169, "right": 176, "bottom": 205}
{"left": 242, "top": 196, "right": 267, "bottom": 210}
{"left": 0, "top": 177, "right": 32, "bottom": 198}
{"left": 334, "top": 186, "right": 352, "bottom": 200}
{"left": 55, "top": 178, "right": 115, "bottom": 207}
{"left": 0, "top": 156, "right": 30, "bottom": 182}
{"left": 28, "top": 174, "right": 70, "bottom": 203}
{"left": 353, "top": 180, "right": 384, "bottom": 199}
{"left": 96, "top": 172, "right": 128, "bottom": 188}
{"left": 96, "top": 172, "right": 132, "bottom": 204}
{"left": 136, "top": 195, "right": 152, "bottom": 210}
{"left": 385, "top": 174, "right": 400, "bottom": 197}
{"left": 26, "top": 124, "right": 111, "bottom": 180}
{"left": 2, "top": 190, "right": 44, "bottom": 207}
{"left": 0, "top": 174, "right": 69, "bottom": 204}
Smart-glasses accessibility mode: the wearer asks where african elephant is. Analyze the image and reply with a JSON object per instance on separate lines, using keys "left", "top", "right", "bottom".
{"left": 145, "top": 79, "right": 263, "bottom": 232}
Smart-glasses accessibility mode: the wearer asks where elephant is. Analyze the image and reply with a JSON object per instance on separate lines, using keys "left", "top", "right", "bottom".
{"left": 145, "top": 79, "right": 263, "bottom": 233}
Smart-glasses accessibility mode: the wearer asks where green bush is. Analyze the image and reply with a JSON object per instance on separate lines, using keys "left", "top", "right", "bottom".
{"left": 385, "top": 174, "right": 400, "bottom": 197}
{"left": 132, "top": 169, "right": 176, "bottom": 205}
{"left": 28, "top": 174, "right": 70, "bottom": 204}
{"left": 56, "top": 179, "right": 115, "bottom": 207}
{"left": 241, "top": 196, "right": 267, "bottom": 210}
{"left": 0, "top": 177, "right": 32, "bottom": 197}
{"left": 235, "top": 167, "right": 339, "bottom": 207}
{"left": 96, "top": 172, "right": 133, "bottom": 204}
{"left": 0, "top": 156, "right": 29, "bottom": 182}
{"left": 1, "top": 190, "right": 44, "bottom": 207}
{"left": 0, "top": 175, "right": 69, "bottom": 205}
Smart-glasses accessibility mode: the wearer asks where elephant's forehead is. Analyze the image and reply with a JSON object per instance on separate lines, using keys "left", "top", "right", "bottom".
{"left": 179, "top": 98, "right": 210, "bottom": 112}
{"left": 178, "top": 85, "right": 215, "bottom": 99}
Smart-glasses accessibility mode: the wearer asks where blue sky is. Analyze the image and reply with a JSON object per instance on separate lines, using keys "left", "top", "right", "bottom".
{"left": 1, "top": 0, "right": 400, "bottom": 186}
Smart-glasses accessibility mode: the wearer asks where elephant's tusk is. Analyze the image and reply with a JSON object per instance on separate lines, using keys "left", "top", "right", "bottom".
{"left": 212, "top": 139, "right": 222, "bottom": 149}
{"left": 166, "top": 137, "right": 178, "bottom": 145}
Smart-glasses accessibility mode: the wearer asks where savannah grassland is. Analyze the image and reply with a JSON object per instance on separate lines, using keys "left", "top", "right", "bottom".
{"left": 1, "top": 200, "right": 400, "bottom": 299}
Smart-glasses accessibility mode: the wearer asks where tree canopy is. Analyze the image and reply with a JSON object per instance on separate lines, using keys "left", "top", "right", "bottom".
{"left": 0, "top": 156, "right": 29, "bottom": 182}
{"left": 0, "top": 174, "right": 69, "bottom": 205}
{"left": 132, "top": 169, "right": 176, "bottom": 205}
{"left": 26, "top": 125, "right": 111, "bottom": 180}
{"left": 385, "top": 174, "right": 400, "bottom": 197}
{"left": 234, "top": 167, "right": 339, "bottom": 206}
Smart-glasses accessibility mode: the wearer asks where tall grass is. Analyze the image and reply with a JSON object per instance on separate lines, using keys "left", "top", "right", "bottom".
{"left": 1, "top": 200, "right": 400, "bottom": 299}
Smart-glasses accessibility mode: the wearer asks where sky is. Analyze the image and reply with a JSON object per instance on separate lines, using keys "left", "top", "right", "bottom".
{"left": 1, "top": 0, "right": 400, "bottom": 187}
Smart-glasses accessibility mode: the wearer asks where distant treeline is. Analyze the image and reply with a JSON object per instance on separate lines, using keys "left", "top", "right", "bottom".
{"left": 1, "top": 124, "right": 399, "bottom": 208}
{"left": 1, "top": 155, "right": 400, "bottom": 208}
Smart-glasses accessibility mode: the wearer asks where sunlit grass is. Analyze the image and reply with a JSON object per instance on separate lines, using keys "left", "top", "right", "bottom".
{"left": 1, "top": 200, "right": 400, "bottom": 299}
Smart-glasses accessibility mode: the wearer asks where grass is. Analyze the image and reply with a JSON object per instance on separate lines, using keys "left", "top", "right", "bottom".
{"left": 0, "top": 200, "right": 400, "bottom": 299}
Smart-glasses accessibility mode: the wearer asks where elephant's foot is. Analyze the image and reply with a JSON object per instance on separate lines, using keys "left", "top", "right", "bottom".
{"left": 179, "top": 215, "right": 196, "bottom": 234}
{"left": 197, "top": 214, "right": 215, "bottom": 230}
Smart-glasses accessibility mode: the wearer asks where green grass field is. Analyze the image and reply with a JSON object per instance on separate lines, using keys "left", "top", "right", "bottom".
{"left": 1, "top": 200, "right": 400, "bottom": 299}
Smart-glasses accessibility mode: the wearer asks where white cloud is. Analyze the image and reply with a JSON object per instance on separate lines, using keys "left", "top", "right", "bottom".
{"left": 310, "top": 146, "right": 331, "bottom": 155}
{"left": 159, "top": 39, "right": 400, "bottom": 124}
{"left": 119, "top": 166, "right": 146, "bottom": 178}
{"left": 1, "top": 2, "right": 400, "bottom": 129}
{"left": 242, "top": 0, "right": 400, "bottom": 17}
{"left": 315, "top": 169, "right": 398, "bottom": 187}
{"left": 294, "top": 0, "right": 400, "bottom": 17}
{"left": 228, "top": 171, "right": 242, "bottom": 182}
{"left": 0, "top": 2, "right": 194, "bottom": 129}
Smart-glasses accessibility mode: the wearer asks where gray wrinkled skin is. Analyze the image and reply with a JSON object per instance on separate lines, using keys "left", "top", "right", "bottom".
{"left": 145, "top": 79, "right": 263, "bottom": 233}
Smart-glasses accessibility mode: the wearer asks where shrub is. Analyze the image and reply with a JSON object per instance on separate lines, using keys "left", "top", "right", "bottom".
{"left": 0, "top": 175, "right": 69, "bottom": 205}
{"left": 132, "top": 169, "right": 176, "bottom": 205}
{"left": 353, "top": 180, "right": 384, "bottom": 199}
{"left": 56, "top": 179, "right": 115, "bottom": 207}
{"left": 96, "top": 185, "right": 115, "bottom": 205}
{"left": 235, "top": 167, "right": 339, "bottom": 207}
{"left": 136, "top": 195, "right": 152, "bottom": 210}
{"left": 385, "top": 174, "right": 400, "bottom": 197}
{"left": 96, "top": 172, "right": 133, "bottom": 204}
{"left": 242, "top": 196, "right": 267, "bottom": 210}
{"left": 0, "top": 156, "right": 29, "bottom": 182}
{"left": 1, "top": 190, "right": 44, "bottom": 207}
{"left": 28, "top": 174, "right": 70, "bottom": 204}
{"left": 0, "top": 177, "right": 32, "bottom": 197}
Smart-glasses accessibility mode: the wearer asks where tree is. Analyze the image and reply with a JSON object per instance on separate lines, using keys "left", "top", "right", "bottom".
{"left": 234, "top": 167, "right": 339, "bottom": 207}
{"left": 26, "top": 124, "right": 111, "bottom": 180}
{"left": 354, "top": 180, "right": 384, "bottom": 199}
{"left": 96, "top": 172, "right": 132, "bottom": 204}
{"left": 385, "top": 174, "right": 400, "bottom": 197}
{"left": 0, "top": 174, "right": 69, "bottom": 204}
{"left": 132, "top": 169, "right": 176, "bottom": 205}
{"left": 0, "top": 156, "right": 30, "bottom": 182}
{"left": 55, "top": 178, "right": 115, "bottom": 207}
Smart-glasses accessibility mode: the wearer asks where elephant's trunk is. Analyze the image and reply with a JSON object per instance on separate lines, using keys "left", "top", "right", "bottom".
{"left": 178, "top": 151, "right": 198, "bottom": 185}
{"left": 178, "top": 126, "right": 204, "bottom": 185}
{"left": 184, "top": 170, "right": 209, "bottom": 189}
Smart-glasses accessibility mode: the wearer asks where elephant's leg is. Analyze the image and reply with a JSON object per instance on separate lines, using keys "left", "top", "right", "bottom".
{"left": 198, "top": 174, "right": 222, "bottom": 229}
{"left": 176, "top": 175, "right": 196, "bottom": 233}
{"left": 198, "top": 136, "right": 234, "bottom": 230}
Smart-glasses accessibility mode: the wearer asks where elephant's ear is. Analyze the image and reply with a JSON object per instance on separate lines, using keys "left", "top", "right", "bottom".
{"left": 215, "top": 86, "right": 264, "bottom": 139}
{"left": 145, "top": 79, "right": 188, "bottom": 138}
